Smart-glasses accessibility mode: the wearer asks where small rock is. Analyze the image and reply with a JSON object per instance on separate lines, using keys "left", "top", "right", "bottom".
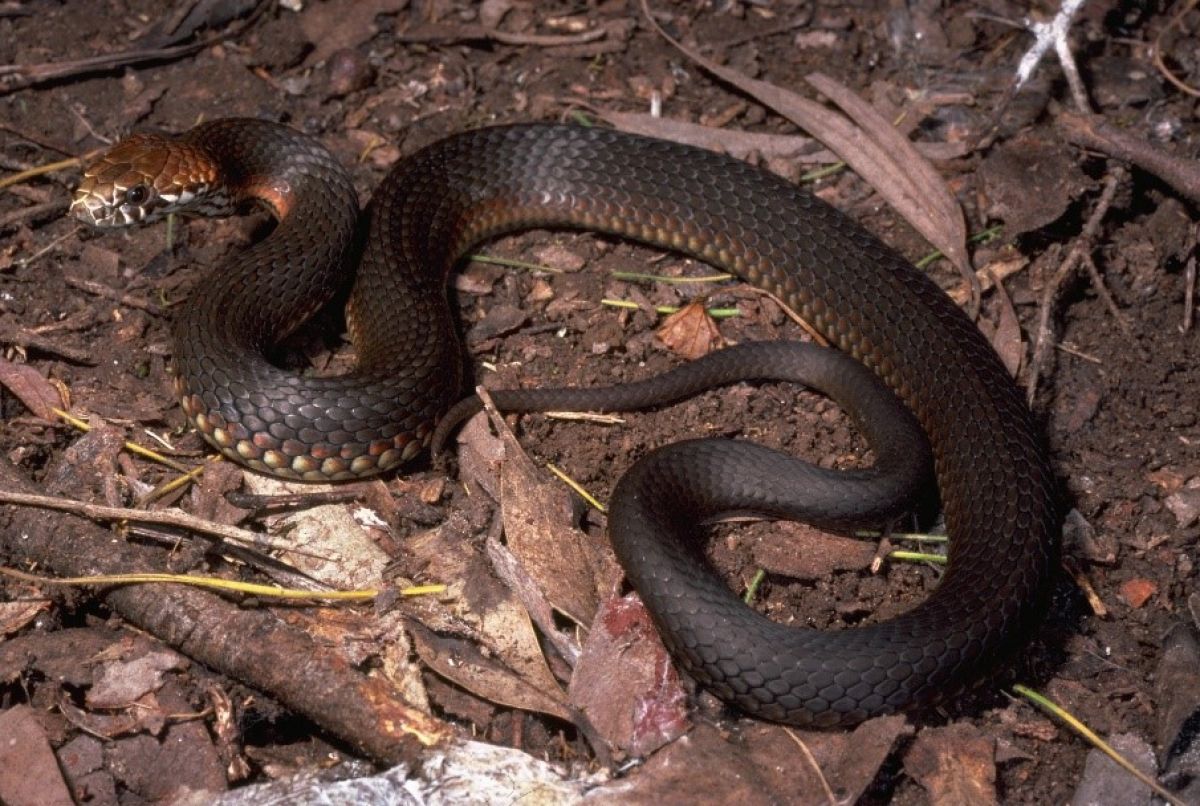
{"left": 1070, "top": 733, "right": 1156, "bottom": 806}
{"left": 326, "top": 47, "right": 375, "bottom": 97}
{"left": 532, "top": 243, "right": 586, "bottom": 273}
{"left": 1164, "top": 483, "right": 1200, "bottom": 527}
{"left": 1063, "top": 508, "right": 1117, "bottom": 565}
{"left": 467, "top": 304, "right": 527, "bottom": 342}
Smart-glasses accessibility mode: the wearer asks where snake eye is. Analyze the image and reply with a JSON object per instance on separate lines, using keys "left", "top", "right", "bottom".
{"left": 124, "top": 184, "right": 150, "bottom": 205}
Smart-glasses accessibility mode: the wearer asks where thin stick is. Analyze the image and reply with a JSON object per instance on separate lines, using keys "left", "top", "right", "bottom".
{"left": 1151, "top": 0, "right": 1200, "bottom": 99}
{"left": 62, "top": 275, "right": 164, "bottom": 314}
{"left": 0, "top": 487, "right": 310, "bottom": 555}
{"left": 1079, "top": 253, "right": 1146, "bottom": 358}
{"left": 782, "top": 728, "right": 839, "bottom": 806}
{"left": 0, "top": 0, "right": 269, "bottom": 95}
{"left": 1013, "top": 685, "right": 1186, "bottom": 806}
{"left": 1183, "top": 227, "right": 1197, "bottom": 334}
{"left": 1026, "top": 168, "right": 1124, "bottom": 405}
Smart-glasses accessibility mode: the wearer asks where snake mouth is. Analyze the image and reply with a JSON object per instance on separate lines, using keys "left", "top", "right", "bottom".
{"left": 70, "top": 186, "right": 127, "bottom": 227}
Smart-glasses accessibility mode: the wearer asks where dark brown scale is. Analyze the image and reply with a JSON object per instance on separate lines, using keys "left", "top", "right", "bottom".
{"left": 108, "top": 120, "right": 1058, "bottom": 725}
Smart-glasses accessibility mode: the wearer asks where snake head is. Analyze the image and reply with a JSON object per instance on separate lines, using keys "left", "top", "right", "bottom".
{"left": 71, "top": 132, "right": 232, "bottom": 228}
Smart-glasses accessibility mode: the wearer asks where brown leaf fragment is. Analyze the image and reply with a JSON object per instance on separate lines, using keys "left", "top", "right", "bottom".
{"left": 299, "top": 0, "right": 409, "bottom": 66}
{"left": 1062, "top": 508, "right": 1117, "bottom": 565}
{"left": 602, "top": 110, "right": 828, "bottom": 164}
{"left": 595, "top": 716, "right": 909, "bottom": 804}
{"left": 638, "top": 6, "right": 974, "bottom": 304}
{"left": 467, "top": 303, "right": 528, "bottom": 344}
{"left": 988, "top": 272, "right": 1025, "bottom": 378}
{"left": 587, "top": 723, "right": 772, "bottom": 804}
{"left": 407, "top": 619, "right": 572, "bottom": 723}
{"left": 532, "top": 242, "right": 586, "bottom": 272}
{"left": 103, "top": 682, "right": 227, "bottom": 799}
{"left": 0, "top": 599, "right": 50, "bottom": 636}
{"left": 1071, "top": 733, "right": 1158, "bottom": 806}
{"left": 1119, "top": 577, "right": 1157, "bottom": 608}
{"left": 404, "top": 513, "right": 570, "bottom": 702}
{"left": 978, "top": 135, "right": 1089, "bottom": 237}
{"left": 568, "top": 594, "right": 689, "bottom": 757}
{"left": 79, "top": 243, "right": 120, "bottom": 275}
{"left": 0, "top": 356, "right": 61, "bottom": 420}
{"left": 499, "top": 455, "right": 602, "bottom": 626}
{"left": 475, "top": 389, "right": 604, "bottom": 626}
{"left": 778, "top": 715, "right": 913, "bottom": 803}
{"left": 657, "top": 301, "right": 723, "bottom": 360}
{"left": 87, "top": 649, "right": 189, "bottom": 709}
{"left": 0, "top": 705, "right": 74, "bottom": 806}
{"left": 1165, "top": 480, "right": 1200, "bottom": 528}
{"left": 751, "top": 521, "right": 876, "bottom": 580}
{"left": 904, "top": 723, "right": 998, "bottom": 806}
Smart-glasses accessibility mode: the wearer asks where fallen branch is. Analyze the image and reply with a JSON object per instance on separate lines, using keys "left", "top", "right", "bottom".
{"left": 0, "top": 0, "right": 268, "bottom": 95}
{"left": 1057, "top": 111, "right": 1200, "bottom": 205}
{"left": 0, "top": 460, "right": 452, "bottom": 762}
{"left": 1026, "top": 168, "right": 1124, "bottom": 405}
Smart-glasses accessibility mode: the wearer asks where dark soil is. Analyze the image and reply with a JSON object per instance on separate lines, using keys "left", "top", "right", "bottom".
{"left": 1, "top": 1, "right": 1198, "bottom": 803}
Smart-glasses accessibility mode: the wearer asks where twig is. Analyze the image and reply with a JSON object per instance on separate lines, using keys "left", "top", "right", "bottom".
{"left": 1183, "top": 233, "right": 1196, "bottom": 334}
{"left": 783, "top": 728, "right": 839, "bottom": 806}
{"left": 1151, "top": 0, "right": 1200, "bottom": 98}
{"left": 396, "top": 22, "right": 606, "bottom": 47}
{"left": 1079, "top": 253, "right": 1146, "bottom": 358}
{"left": 13, "top": 229, "right": 76, "bottom": 270}
{"left": 1026, "top": 168, "right": 1124, "bottom": 405}
{"left": 62, "top": 275, "right": 164, "bottom": 314}
{"left": 0, "top": 123, "right": 76, "bottom": 156}
{"left": 0, "top": 459, "right": 450, "bottom": 763}
{"left": 0, "top": 199, "right": 67, "bottom": 232}
{"left": 0, "top": 487, "right": 312, "bottom": 555}
{"left": 0, "top": 152, "right": 101, "bottom": 189}
{"left": 0, "top": 327, "right": 97, "bottom": 365}
{"left": 1057, "top": 111, "right": 1200, "bottom": 204}
{"left": 1013, "top": 0, "right": 1092, "bottom": 112}
{"left": 0, "top": 0, "right": 269, "bottom": 95}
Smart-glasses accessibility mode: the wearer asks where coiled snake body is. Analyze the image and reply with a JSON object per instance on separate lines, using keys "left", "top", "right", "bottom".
{"left": 73, "top": 119, "right": 1058, "bottom": 726}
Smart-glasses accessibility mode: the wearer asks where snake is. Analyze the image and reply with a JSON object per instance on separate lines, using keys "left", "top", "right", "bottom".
{"left": 71, "top": 118, "right": 1058, "bottom": 727}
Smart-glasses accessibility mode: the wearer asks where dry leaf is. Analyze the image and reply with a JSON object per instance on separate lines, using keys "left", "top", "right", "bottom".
{"left": 0, "top": 706, "right": 74, "bottom": 806}
{"left": 988, "top": 272, "right": 1025, "bottom": 378}
{"left": 657, "top": 301, "right": 723, "bottom": 360}
{"left": 639, "top": 2, "right": 974, "bottom": 308}
{"left": 568, "top": 594, "right": 689, "bottom": 757}
{"left": 405, "top": 517, "right": 571, "bottom": 708}
{"left": 590, "top": 716, "right": 910, "bottom": 804}
{"left": 603, "top": 110, "right": 826, "bottom": 163}
{"left": 300, "top": 0, "right": 409, "bottom": 66}
{"left": 604, "top": 111, "right": 968, "bottom": 166}
{"left": 0, "top": 600, "right": 50, "bottom": 637}
{"left": 246, "top": 475, "right": 390, "bottom": 590}
{"left": 805, "top": 72, "right": 971, "bottom": 288}
{"left": 499, "top": 452, "right": 603, "bottom": 626}
{"left": 904, "top": 723, "right": 998, "bottom": 806}
{"left": 750, "top": 521, "right": 877, "bottom": 580}
{"left": 407, "top": 620, "right": 572, "bottom": 723}
{"left": 469, "top": 390, "right": 606, "bottom": 626}
{"left": 0, "top": 357, "right": 61, "bottom": 421}
{"left": 87, "top": 650, "right": 188, "bottom": 709}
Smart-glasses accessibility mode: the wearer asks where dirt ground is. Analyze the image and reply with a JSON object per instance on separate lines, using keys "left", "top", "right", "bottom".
{"left": 1, "top": 0, "right": 1199, "bottom": 803}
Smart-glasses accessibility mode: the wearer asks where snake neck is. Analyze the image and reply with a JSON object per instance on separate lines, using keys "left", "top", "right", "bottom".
{"left": 176, "top": 120, "right": 360, "bottom": 350}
